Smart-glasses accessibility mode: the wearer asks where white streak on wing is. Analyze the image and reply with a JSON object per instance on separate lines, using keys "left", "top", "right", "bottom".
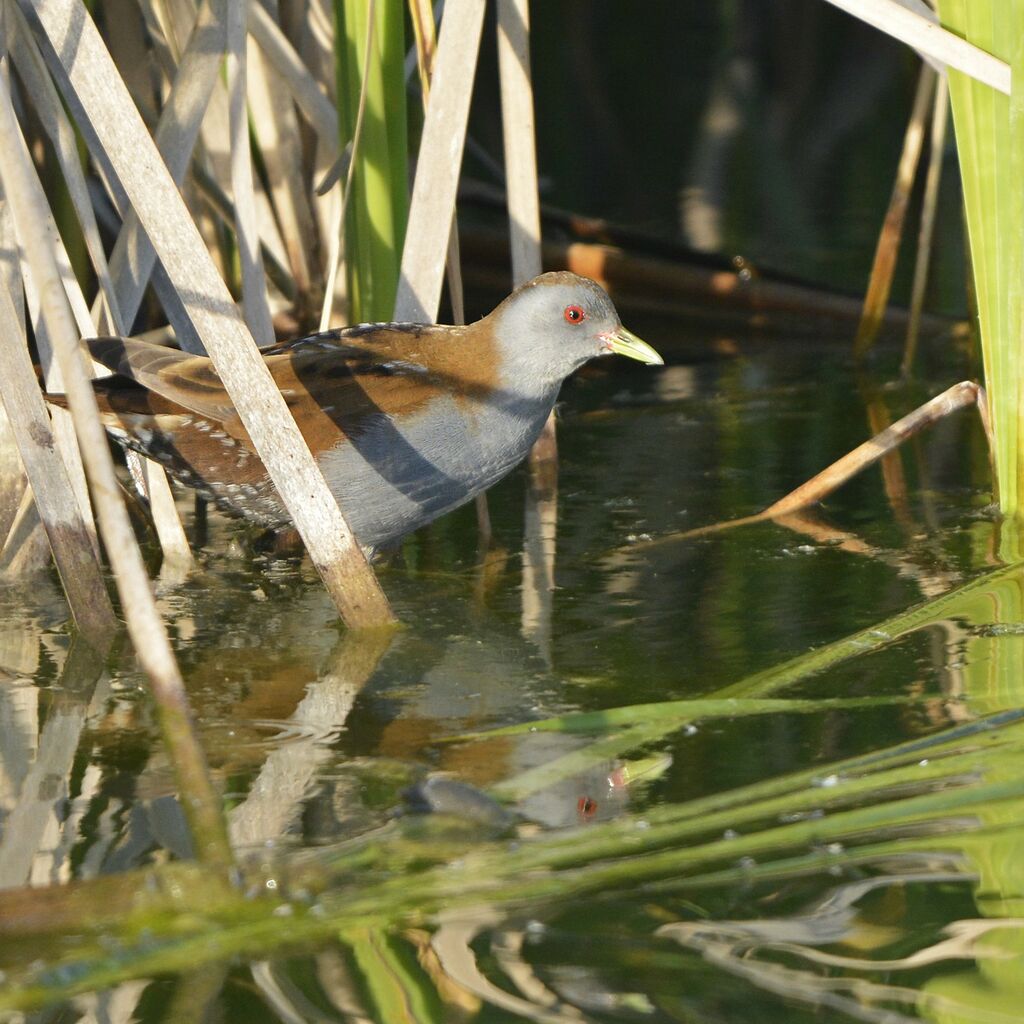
{"left": 380, "top": 360, "right": 429, "bottom": 375}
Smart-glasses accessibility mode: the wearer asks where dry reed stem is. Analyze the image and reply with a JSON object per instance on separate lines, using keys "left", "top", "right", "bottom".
{"left": 189, "top": 161, "right": 297, "bottom": 303}
{"left": 407, "top": 0, "right": 466, "bottom": 328}
{"left": 247, "top": 25, "right": 317, "bottom": 302}
{"left": 394, "top": 0, "right": 486, "bottom": 321}
{"left": 497, "top": 0, "right": 542, "bottom": 287}
{"left": 0, "top": 280, "right": 116, "bottom": 641}
{"left": 101, "top": 0, "right": 226, "bottom": 347}
{"left": 407, "top": 0, "right": 481, "bottom": 534}
{"left": 26, "top": 0, "right": 393, "bottom": 628}
{"left": 496, "top": 0, "right": 554, "bottom": 477}
{"left": 0, "top": 69, "right": 233, "bottom": 870}
{"left": 0, "top": 409, "right": 25, "bottom": 549}
{"left": 248, "top": 1, "right": 339, "bottom": 147}
{"left": 902, "top": 77, "right": 949, "bottom": 377}
{"left": 408, "top": 0, "right": 437, "bottom": 98}
{"left": 139, "top": 459, "right": 193, "bottom": 566}
{"left": 496, "top": 0, "right": 556, "bottom": 654}
{"left": 0, "top": 486, "right": 49, "bottom": 574}
{"left": 7, "top": 3, "right": 124, "bottom": 335}
{"left": 853, "top": 65, "right": 936, "bottom": 358}
{"left": 821, "top": 0, "right": 1009, "bottom": 94}
{"left": 227, "top": 0, "right": 274, "bottom": 347}
{"left": 3, "top": 24, "right": 191, "bottom": 563}
{"left": 4, "top": 151, "right": 98, "bottom": 558}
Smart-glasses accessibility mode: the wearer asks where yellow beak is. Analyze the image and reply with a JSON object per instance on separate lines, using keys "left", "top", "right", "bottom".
{"left": 606, "top": 326, "right": 664, "bottom": 366}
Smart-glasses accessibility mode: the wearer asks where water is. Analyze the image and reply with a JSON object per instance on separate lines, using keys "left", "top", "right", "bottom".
{"left": 5, "top": 326, "right": 1024, "bottom": 1022}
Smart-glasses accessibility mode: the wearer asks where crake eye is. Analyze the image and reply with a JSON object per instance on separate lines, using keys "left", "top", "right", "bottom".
{"left": 564, "top": 304, "right": 586, "bottom": 324}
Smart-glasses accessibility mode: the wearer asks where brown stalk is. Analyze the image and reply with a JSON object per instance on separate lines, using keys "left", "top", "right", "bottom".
{"left": 853, "top": 64, "right": 936, "bottom": 359}
{"left": 902, "top": 76, "right": 949, "bottom": 377}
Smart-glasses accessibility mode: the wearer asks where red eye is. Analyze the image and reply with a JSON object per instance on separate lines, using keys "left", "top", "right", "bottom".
{"left": 564, "top": 304, "right": 586, "bottom": 324}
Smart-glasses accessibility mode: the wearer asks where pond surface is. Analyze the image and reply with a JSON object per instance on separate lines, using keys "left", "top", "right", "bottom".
{"left": 4, "top": 324, "right": 1024, "bottom": 1023}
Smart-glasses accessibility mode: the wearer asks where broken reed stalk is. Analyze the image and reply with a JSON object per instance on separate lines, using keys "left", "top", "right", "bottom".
{"left": 650, "top": 381, "right": 990, "bottom": 543}
{"left": 762, "top": 380, "right": 989, "bottom": 517}
{"left": 25, "top": 0, "right": 393, "bottom": 629}
{"left": 853, "top": 64, "right": 936, "bottom": 359}
{"left": 0, "top": 70, "right": 233, "bottom": 872}
{"left": 902, "top": 76, "right": 949, "bottom": 377}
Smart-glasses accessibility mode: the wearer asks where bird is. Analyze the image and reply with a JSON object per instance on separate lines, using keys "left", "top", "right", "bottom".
{"left": 71, "top": 271, "right": 663, "bottom": 554}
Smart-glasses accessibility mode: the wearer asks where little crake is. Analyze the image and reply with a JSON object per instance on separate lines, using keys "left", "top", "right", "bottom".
{"left": 82, "top": 271, "right": 663, "bottom": 553}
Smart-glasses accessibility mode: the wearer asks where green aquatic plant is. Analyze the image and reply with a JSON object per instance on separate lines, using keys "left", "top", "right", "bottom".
{"left": 936, "top": 2, "right": 1024, "bottom": 524}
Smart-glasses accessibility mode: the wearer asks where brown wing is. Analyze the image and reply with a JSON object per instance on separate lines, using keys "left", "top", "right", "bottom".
{"left": 84, "top": 320, "right": 496, "bottom": 450}
{"left": 86, "top": 337, "right": 238, "bottom": 424}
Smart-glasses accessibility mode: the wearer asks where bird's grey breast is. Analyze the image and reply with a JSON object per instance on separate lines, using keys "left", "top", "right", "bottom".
{"left": 317, "top": 385, "right": 556, "bottom": 549}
